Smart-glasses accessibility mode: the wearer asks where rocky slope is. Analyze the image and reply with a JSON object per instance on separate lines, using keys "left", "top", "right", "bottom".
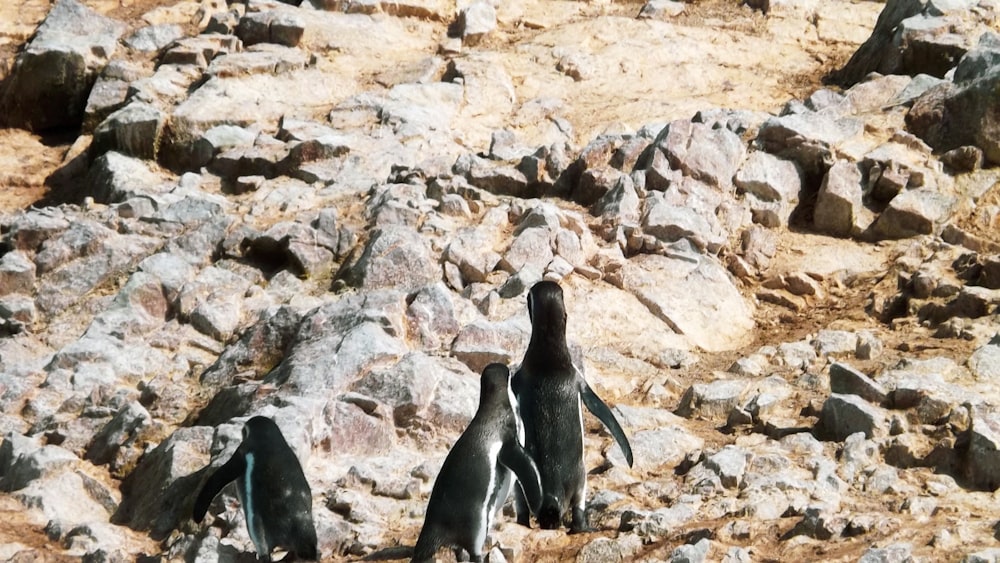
{"left": 1, "top": 0, "right": 1000, "bottom": 561}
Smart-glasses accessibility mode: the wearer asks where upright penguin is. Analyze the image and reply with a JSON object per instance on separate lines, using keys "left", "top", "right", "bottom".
{"left": 513, "top": 280, "right": 634, "bottom": 533}
{"left": 413, "top": 363, "right": 543, "bottom": 563}
{"left": 193, "top": 416, "right": 318, "bottom": 562}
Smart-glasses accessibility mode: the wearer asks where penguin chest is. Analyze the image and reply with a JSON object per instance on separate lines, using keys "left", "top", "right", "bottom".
{"left": 239, "top": 452, "right": 270, "bottom": 556}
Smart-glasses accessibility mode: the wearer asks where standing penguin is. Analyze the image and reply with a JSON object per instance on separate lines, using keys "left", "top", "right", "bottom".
{"left": 193, "top": 416, "right": 318, "bottom": 562}
{"left": 513, "top": 280, "right": 634, "bottom": 533}
{"left": 413, "top": 363, "right": 543, "bottom": 563}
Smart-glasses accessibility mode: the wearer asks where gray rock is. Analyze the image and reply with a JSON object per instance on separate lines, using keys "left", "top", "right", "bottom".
{"left": 498, "top": 264, "right": 545, "bottom": 298}
{"left": 908, "top": 72, "right": 1000, "bottom": 165}
{"left": 124, "top": 24, "right": 184, "bottom": 53}
{"left": 499, "top": 227, "right": 554, "bottom": 274}
{"left": 869, "top": 187, "right": 956, "bottom": 239}
{"left": 190, "top": 125, "right": 258, "bottom": 170}
{"left": 829, "top": 362, "right": 888, "bottom": 405}
{"left": 856, "top": 330, "right": 884, "bottom": 360}
{"left": 114, "top": 426, "right": 213, "bottom": 539}
{"left": 450, "top": 317, "right": 530, "bottom": 374}
{"left": 406, "top": 283, "right": 460, "bottom": 350}
{"left": 576, "top": 537, "right": 623, "bottom": 563}
{"left": 642, "top": 190, "right": 726, "bottom": 254}
{"left": 963, "top": 548, "right": 1000, "bottom": 563}
{"left": 458, "top": 1, "right": 497, "bottom": 44}
{"left": 954, "top": 32, "right": 1000, "bottom": 84}
{"left": 92, "top": 101, "right": 166, "bottom": 160}
{"left": 264, "top": 295, "right": 409, "bottom": 396}
{"left": 967, "top": 340, "right": 1000, "bottom": 380}
{"left": 817, "top": 393, "right": 888, "bottom": 441}
{"left": 593, "top": 174, "right": 641, "bottom": 226}
{"left": 14, "top": 468, "right": 119, "bottom": 526}
{"left": 82, "top": 60, "right": 145, "bottom": 132}
{"left": 138, "top": 252, "right": 197, "bottom": 302}
{"left": 237, "top": 11, "right": 306, "bottom": 48}
{"left": 85, "top": 152, "right": 171, "bottom": 204}
{"left": 756, "top": 113, "right": 864, "bottom": 176}
{"left": 638, "top": 0, "right": 686, "bottom": 19}
{"left": 353, "top": 352, "right": 448, "bottom": 426}
{"left": 160, "top": 34, "right": 240, "bottom": 68}
{"left": 444, "top": 227, "right": 503, "bottom": 284}
{"left": 704, "top": 446, "right": 749, "bottom": 489}
{"left": 35, "top": 233, "right": 161, "bottom": 315}
{"left": 343, "top": 226, "right": 440, "bottom": 292}
{"left": 784, "top": 507, "right": 846, "bottom": 540}
{"left": 0, "top": 0, "right": 125, "bottom": 131}
{"left": 621, "top": 503, "right": 698, "bottom": 540}
{"left": 734, "top": 151, "right": 803, "bottom": 204}
{"left": 621, "top": 253, "right": 755, "bottom": 352}
{"left": 676, "top": 379, "right": 748, "bottom": 421}
{"left": 671, "top": 538, "right": 711, "bottom": 563}
{"left": 5, "top": 210, "right": 71, "bottom": 252}
{"left": 0, "top": 433, "right": 77, "bottom": 491}
{"left": 0, "top": 251, "right": 36, "bottom": 297}
{"left": 964, "top": 406, "right": 1000, "bottom": 490}
{"left": 814, "top": 160, "right": 867, "bottom": 238}
{"left": 858, "top": 543, "right": 915, "bottom": 563}
{"left": 654, "top": 120, "right": 745, "bottom": 188}
{"left": 812, "top": 330, "right": 860, "bottom": 356}
{"left": 320, "top": 396, "right": 396, "bottom": 456}
{"left": 611, "top": 425, "right": 701, "bottom": 471}
{"left": 178, "top": 266, "right": 254, "bottom": 341}
{"left": 830, "top": 0, "right": 950, "bottom": 85}
{"left": 84, "top": 402, "right": 150, "bottom": 471}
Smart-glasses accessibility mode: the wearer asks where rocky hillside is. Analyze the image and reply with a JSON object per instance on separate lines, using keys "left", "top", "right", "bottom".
{"left": 1, "top": 0, "right": 1000, "bottom": 561}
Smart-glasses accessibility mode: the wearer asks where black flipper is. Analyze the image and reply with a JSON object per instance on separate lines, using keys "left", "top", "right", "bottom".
{"left": 580, "top": 383, "right": 634, "bottom": 467}
{"left": 498, "top": 441, "right": 543, "bottom": 516}
{"left": 192, "top": 449, "right": 246, "bottom": 522}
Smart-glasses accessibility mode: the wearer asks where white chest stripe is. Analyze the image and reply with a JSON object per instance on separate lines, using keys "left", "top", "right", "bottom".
{"left": 243, "top": 452, "right": 263, "bottom": 554}
{"left": 507, "top": 376, "right": 525, "bottom": 445}
{"left": 480, "top": 441, "right": 503, "bottom": 546}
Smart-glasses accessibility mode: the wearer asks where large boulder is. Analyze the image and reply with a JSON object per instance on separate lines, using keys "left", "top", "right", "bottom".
{"left": 0, "top": 0, "right": 125, "bottom": 131}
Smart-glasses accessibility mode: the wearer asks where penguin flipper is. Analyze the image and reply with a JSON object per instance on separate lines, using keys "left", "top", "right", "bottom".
{"left": 192, "top": 451, "right": 246, "bottom": 523}
{"left": 498, "top": 442, "right": 543, "bottom": 516}
{"left": 580, "top": 384, "right": 634, "bottom": 467}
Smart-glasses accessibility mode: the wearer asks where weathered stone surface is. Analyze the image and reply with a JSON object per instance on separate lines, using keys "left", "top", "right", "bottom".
{"left": 677, "top": 379, "right": 748, "bottom": 421}
{"left": 815, "top": 160, "right": 867, "bottom": 238}
{"left": 734, "top": 151, "right": 803, "bottom": 204}
{"left": 817, "top": 393, "right": 888, "bottom": 441}
{"left": 92, "top": 102, "right": 166, "bottom": 160}
{"left": 0, "top": 0, "right": 126, "bottom": 131}
{"left": 638, "top": 0, "right": 686, "bottom": 19}
{"left": 450, "top": 317, "right": 530, "bottom": 374}
{"left": 968, "top": 340, "right": 1000, "bottom": 380}
{"left": 869, "top": 187, "right": 956, "bottom": 239}
{"left": 621, "top": 253, "right": 755, "bottom": 352}
{"left": 0, "top": 251, "right": 36, "bottom": 297}
{"left": 84, "top": 152, "right": 172, "bottom": 204}
{"left": 113, "top": 426, "right": 212, "bottom": 540}
{"left": 124, "top": 24, "right": 183, "bottom": 54}
{"left": 342, "top": 227, "right": 440, "bottom": 292}
{"left": 757, "top": 113, "right": 864, "bottom": 176}
{"left": 653, "top": 120, "right": 746, "bottom": 188}
{"left": 829, "top": 362, "right": 888, "bottom": 405}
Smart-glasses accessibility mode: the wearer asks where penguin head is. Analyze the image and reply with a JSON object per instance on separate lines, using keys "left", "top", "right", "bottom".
{"left": 480, "top": 363, "right": 511, "bottom": 406}
{"left": 526, "top": 281, "right": 567, "bottom": 333}
{"left": 242, "top": 416, "right": 284, "bottom": 447}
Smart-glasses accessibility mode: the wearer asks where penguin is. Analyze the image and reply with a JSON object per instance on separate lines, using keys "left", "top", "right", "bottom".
{"left": 193, "top": 416, "right": 318, "bottom": 562}
{"left": 512, "top": 280, "right": 634, "bottom": 533}
{"left": 412, "top": 363, "right": 543, "bottom": 563}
